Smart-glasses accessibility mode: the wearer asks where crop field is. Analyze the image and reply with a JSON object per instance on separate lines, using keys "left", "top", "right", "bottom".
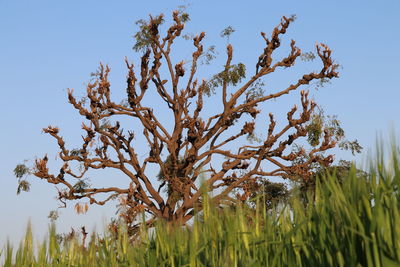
{"left": 2, "top": 144, "right": 399, "bottom": 267}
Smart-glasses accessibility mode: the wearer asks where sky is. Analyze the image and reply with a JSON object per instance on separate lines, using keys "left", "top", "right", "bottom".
{"left": 1, "top": 0, "right": 399, "bottom": 246}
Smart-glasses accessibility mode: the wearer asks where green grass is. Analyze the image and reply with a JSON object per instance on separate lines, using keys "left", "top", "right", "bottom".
{"left": 2, "top": 144, "right": 400, "bottom": 266}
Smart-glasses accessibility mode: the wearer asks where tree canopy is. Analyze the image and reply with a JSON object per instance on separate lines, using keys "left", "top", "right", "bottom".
{"left": 14, "top": 11, "right": 360, "bottom": 234}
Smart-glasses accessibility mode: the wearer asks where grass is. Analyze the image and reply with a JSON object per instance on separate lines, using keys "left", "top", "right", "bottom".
{"left": 1, "top": 143, "right": 400, "bottom": 266}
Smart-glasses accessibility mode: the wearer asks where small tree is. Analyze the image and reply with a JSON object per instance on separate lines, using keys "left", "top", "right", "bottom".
{"left": 247, "top": 180, "right": 289, "bottom": 212}
{"left": 291, "top": 160, "right": 366, "bottom": 201}
{"left": 16, "top": 11, "right": 355, "bottom": 232}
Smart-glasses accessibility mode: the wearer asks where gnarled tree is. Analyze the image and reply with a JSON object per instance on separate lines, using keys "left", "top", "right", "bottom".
{"left": 17, "top": 11, "right": 355, "bottom": 233}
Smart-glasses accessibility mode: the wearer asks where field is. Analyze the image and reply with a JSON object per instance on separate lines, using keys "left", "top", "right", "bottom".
{"left": 2, "top": 144, "right": 400, "bottom": 267}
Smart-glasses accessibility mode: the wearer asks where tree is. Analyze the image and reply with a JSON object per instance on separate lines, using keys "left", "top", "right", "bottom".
{"left": 292, "top": 159, "right": 367, "bottom": 201}
{"left": 16, "top": 11, "right": 353, "bottom": 233}
{"left": 247, "top": 180, "right": 289, "bottom": 212}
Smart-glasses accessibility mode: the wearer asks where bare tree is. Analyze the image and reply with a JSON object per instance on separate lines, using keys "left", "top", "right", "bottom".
{"left": 17, "top": 11, "right": 353, "bottom": 233}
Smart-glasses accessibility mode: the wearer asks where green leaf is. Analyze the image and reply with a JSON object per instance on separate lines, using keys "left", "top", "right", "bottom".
{"left": 14, "top": 164, "right": 30, "bottom": 179}
{"left": 17, "top": 180, "right": 31, "bottom": 194}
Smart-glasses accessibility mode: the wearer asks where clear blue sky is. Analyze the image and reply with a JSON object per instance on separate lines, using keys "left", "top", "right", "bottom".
{"left": 1, "top": 0, "right": 399, "bottom": 245}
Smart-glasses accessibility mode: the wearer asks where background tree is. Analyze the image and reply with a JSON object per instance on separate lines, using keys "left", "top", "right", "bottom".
{"left": 247, "top": 180, "right": 289, "bottom": 212}
{"left": 290, "top": 159, "right": 367, "bottom": 203}
{"left": 246, "top": 159, "right": 366, "bottom": 213}
{"left": 15, "top": 11, "right": 356, "bottom": 233}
